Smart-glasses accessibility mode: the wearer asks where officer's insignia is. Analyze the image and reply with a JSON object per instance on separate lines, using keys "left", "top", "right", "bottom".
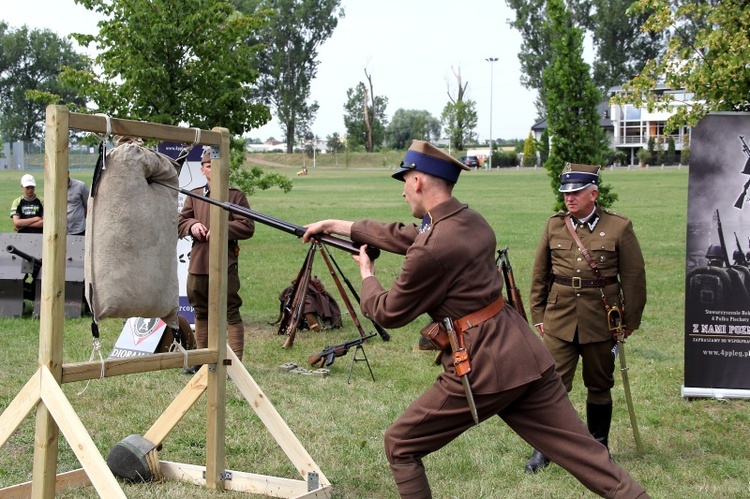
{"left": 600, "top": 256, "right": 606, "bottom": 262}
{"left": 419, "top": 213, "right": 433, "bottom": 234}
{"left": 599, "top": 231, "right": 605, "bottom": 237}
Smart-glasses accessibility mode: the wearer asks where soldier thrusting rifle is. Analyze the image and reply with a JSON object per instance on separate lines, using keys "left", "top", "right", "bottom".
{"left": 304, "top": 143, "right": 649, "bottom": 498}
{"left": 527, "top": 163, "right": 647, "bottom": 474}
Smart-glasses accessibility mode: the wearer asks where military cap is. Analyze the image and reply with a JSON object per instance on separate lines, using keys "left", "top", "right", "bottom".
{"left": 559, "top": 163, "right": 600, "bottom": 192}
{"left": 392, "top": 140, "right": 470, "bottom": 183}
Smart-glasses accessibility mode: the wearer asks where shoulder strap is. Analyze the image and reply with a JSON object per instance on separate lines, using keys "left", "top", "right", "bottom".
{"left": 564, "top": 214, "right": 600, "bottom": 275}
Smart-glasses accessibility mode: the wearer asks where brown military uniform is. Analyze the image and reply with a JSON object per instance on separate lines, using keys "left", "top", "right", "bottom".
{"left": 530, "top": 207, "right": 646, "bottom": 403}
{"left": 351, "top": 197, "right": 647, "bottom": 499}
{"left": 178, "top": 185, "right": 254, "bottom": 358}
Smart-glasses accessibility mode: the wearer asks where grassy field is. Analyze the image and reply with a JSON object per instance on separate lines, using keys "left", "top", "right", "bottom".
{"left": 1, "top": 161, "right": 748, "bottom": 498}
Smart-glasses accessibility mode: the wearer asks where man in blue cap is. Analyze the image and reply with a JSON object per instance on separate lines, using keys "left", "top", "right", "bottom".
{"left": 526, "top": 163, "right": 647, "bottom": 473}
{"left": 304, "top": 144, "right": 649, "bottom": 498}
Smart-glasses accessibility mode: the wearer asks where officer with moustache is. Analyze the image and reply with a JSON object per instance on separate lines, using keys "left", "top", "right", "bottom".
{"left": 525, "top": 163, "right": 647, "bottom": 473}
{"left": 304, "top": 146, "right": 649, "bottom": 498}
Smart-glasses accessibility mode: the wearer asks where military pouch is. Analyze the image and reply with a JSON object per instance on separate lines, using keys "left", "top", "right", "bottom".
{"left": 420, "top": 321, "right": 451, "bottom": 351}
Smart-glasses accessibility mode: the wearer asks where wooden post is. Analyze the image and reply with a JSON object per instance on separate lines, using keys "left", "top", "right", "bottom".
{"left": 205, "top": 128, "right": 230, "bottom": 489}
{"left": 31, "top": 105, "right": 69, "bottom": 498}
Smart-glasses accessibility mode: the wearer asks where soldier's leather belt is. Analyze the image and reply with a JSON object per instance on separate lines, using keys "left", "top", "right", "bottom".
{"left": 454, "top": 295, "right": 505, "bottom": 333}
{"left": 553, "top": 275, "right": 618, "bottom": 289}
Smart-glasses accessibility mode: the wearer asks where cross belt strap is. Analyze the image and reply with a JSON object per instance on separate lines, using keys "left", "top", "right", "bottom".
{"left": 454, "top": 295, "right": 505, "bottom": 334}
{"left": 553, "top": 275, "right": 619, "bottom": 289}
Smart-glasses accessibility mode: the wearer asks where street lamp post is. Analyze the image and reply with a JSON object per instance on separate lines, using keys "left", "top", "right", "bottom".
{"left": 486, "top": 57, "right": 498, "bottom": 170}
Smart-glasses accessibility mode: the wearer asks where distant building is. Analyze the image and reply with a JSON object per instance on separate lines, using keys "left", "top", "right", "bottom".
{"left": 531, "top": 84, "right": 695, "bottom": 165}
{"left": 246, "top": 139, "right": 287, "bottom": 153}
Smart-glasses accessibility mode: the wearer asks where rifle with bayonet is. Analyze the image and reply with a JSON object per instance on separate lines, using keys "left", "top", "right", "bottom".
{"left": 735, "top": 232, "right": 748, "bottom": 266}
{"left": 153, "top": 180, "right": 380, "bottom": 261}
{"left": 280, "top": 243, "right": 317, "bottom": 349}
{"left": 715, "top": 209, "right": 731, "bottom": 268}
{"left": 733, "top": 135, "right": 750, "bottom": 209}
{"left": 308, "top": 333, "right": 376, "bottom": 368}
{"left": 496, "top": 246, "right": 528, "bottom": 322}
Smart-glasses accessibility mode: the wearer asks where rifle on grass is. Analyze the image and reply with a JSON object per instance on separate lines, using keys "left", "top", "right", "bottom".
{"left": 496, "top": 246, "right": 528, "bottom": 322}
{"left": 322, "top": 244, "right": 391, "bottom": 341}
{"left": 307, "top": 333, "right": 376, "bottom": 368}
{"left": 153, "top": 180, "right": 380, "bottom": 260}
{"left": 280, "top": 243, "right": 317, "bottom": 349}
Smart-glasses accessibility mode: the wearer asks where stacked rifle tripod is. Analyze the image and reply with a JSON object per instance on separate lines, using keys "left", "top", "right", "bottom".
{"left": 277, "top": 242, "right": 390, "bottom": 382}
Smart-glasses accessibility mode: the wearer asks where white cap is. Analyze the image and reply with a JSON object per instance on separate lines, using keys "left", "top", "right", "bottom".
{"left": 21, "top": 174, "right": 36, "bottom": 187}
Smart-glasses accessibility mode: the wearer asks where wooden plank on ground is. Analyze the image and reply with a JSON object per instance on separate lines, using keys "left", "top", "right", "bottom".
{"left": 226, "top": 348, "right": 330, "bottom": 487}
{"left": 159, "top": 462, "right": 332, "bottom": 499}
{"left": 0, "top": 468, "right": 91, "bottom": 498}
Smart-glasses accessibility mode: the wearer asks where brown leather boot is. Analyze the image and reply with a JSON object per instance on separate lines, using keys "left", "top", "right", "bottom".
{"left": 194, "top": 318, "right": 208, "bottom": 349}
{"left": 389, "top": 462, "right": 432, "bottom": 499}
{"left": 182, "top": 318, "right": 208, "bottom": 375}
{"left": 228, "top": 322, "right": 245, "bottom": 361}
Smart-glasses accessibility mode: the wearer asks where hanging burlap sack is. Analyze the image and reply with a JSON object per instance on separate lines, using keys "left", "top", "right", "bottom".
{"left": 85, "top": 140, "right": 180, "bottom": 329}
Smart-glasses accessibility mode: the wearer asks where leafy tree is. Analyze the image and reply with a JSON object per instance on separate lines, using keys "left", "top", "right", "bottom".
{"left": 616, "top": 0, "right": 750, "bottom": 130}
{"left": 248, "top": 0, "right": 343, "bottom": 153}
{"left": 0, "top": 22, "right": 89, "bottom": 141}
{"left": 506, "top": 0, "right": 664, "bottom": 115}
{"left": 667, "top": 136, "right": 676, "bottom": 165}
{"left": 440, "top": 66, "right": 478, "bottom": 151}
{"left": 343, "top": 80, "right": 388, "bottom": 152}
{"left": 522, "top": 132, "right": 537, "bottom": 166}
{"left": 538, "top": 129, "right": 550, "bottom": 165}
{"left": 505, "top": 0, "right": 591, "bottom": 118}
{"left": 647, "top": 136, "right": 656, "bottom": 166}
{"left": 542, "top": 0, "right": 614, "bottom": 211}
{"left": 590, "top": 0, "right": 666, "bottom": 93}
{"left": 326, "top": 132, "right": 345, "bottom": 154}
{"left": 386, "top": 109, "right": 441, "bottom": 150}
{"left": 67, "top": 0, "right": 269, "bottom": 134}
{"left": 230, "top": 136, "right": 292, "bottom": 193}
{"left": 68, "top": 0, "right": 289, "bottom": 194}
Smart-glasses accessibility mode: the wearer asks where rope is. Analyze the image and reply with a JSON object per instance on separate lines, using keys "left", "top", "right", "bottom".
{"left": 169, "top": 340, "right": 189, "bottom": 368}
{"left": 76, "top": 337, "right": 104, "bottom": 396}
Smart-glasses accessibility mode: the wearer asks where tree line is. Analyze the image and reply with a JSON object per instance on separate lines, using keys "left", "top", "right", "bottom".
{"left": 1, "top": 1, "right": 748, "bottom": 202}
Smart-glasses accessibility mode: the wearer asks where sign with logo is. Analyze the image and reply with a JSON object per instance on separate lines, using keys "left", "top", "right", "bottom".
{"left": 157, "top": 142, "right": 206, "bottom": 324}
{"left": 109, "top": 317, "right": 168, "bottom": 358}
{"left": 683, "top": 112, "right": 750, "bottom": 399}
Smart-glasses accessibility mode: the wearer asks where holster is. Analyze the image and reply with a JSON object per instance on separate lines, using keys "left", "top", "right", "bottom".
{"left": 420, "top": 321, "right": 451, "bottom": 351}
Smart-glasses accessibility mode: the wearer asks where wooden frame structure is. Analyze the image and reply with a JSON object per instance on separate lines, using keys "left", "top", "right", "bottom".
{"left": 0, "top": 106, "right": 331, "bottom": 498}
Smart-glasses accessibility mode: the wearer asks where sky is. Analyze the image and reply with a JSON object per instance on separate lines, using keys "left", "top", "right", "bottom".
{"left": 3, "top": 0, "right": 539, "bottom": 142}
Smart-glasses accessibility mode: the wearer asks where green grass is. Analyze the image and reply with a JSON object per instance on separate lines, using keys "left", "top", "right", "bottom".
{"left": 1, "top": 162, "right": 749, "bottom": 498}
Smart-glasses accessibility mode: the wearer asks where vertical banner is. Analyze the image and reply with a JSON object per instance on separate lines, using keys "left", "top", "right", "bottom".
{"left": 683, "top": 113, "right": 750, "bottom": 398}
{"left": 157, "top": 143, "right": 205, "bottom": 325}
